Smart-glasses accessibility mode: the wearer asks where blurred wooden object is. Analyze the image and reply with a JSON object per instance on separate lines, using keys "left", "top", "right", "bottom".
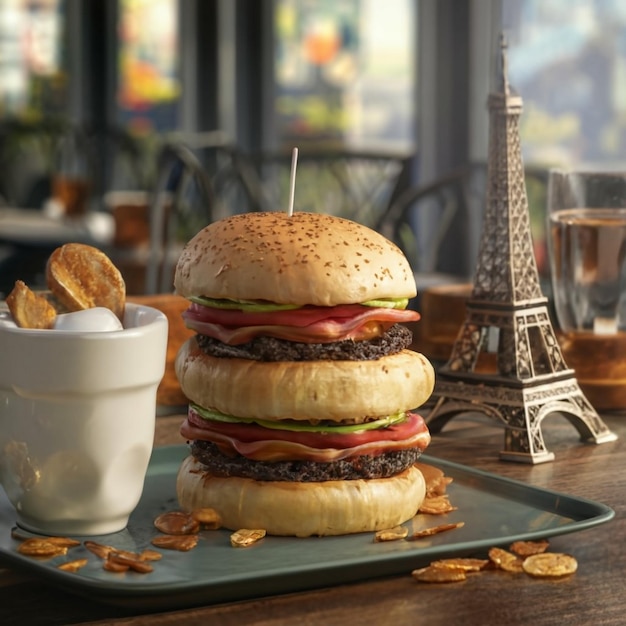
{"left": 127, "top": 293, "right": 193, "bottom": 407}
{"left": 106, "top": 191, "right": 151, "bottom": 248}
{"left": 411, "top": 283, "right": 472, "bottom": 361}
{"left": 557, "top": 330, "right": 626, "bottom": 411}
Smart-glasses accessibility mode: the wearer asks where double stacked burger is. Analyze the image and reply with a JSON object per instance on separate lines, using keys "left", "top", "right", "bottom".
{"left": 174, "top": 211, "right": 434, "bottom": 537}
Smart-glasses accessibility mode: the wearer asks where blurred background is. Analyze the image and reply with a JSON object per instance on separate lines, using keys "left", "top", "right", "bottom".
{"left": 2, "top": 0, "right": 626, "bottom": 297}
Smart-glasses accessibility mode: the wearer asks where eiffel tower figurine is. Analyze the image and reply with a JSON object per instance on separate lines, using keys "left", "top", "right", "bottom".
{"left": 425, "top": 36, "right": 617, "bottom": 463}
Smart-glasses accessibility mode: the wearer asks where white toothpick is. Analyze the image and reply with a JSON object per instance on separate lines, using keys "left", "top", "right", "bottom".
{"left": 287, "top": 147, "right": 298, "bottom": 217}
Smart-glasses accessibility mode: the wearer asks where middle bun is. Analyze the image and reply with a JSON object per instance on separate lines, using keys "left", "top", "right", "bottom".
{"left": 176, "top": 337, "right": 435, "bottom": 421}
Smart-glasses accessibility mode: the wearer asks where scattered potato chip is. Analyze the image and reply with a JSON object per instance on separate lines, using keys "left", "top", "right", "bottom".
{"left": 191, "top": 507, "right": 222, "bottom": 530}
{"left": 488, "top": 547, "right": 524, "bottom": 573}
{"left": 407, "top": 522, "right": 465, "bottom": 540}
{"left": 413, "top": 462, "right": 454, "bottom": 497}
{"left": 154, "top": 511, "right": 200, "bottom": 535}
{"left": 429, "top": 558, "right": 489, "bottom": 572}
{"left": 522, "top": 553, "right": 578, "bottom": 578}
{"left": 412, "top": 565, "right": 467, "bottom": 583}
{"left": 230, "top": 529, "right": 266, "bottom": 548}
{"left": 140, "top": 549, "right": 163, "bottom": 562}
{"left": 17, "top": 538, "right": 67, "bottom": 558}
{"left": 103, "top": 559, "right": 130, "bottom": 573}
{"left": 6, "top": 280, "right": 57, "bottom": 329}
{"left": 57, "top": 558, "right": 88, "bottom": 572}
{"left": 84, "top": 540, "right": 115, "bottom": 559}
{"left": 374, "top": 526, "right": 409, "bottom": 542}
{"left": 107, "top": 551, "right": 154, "bottom": 574}
{"left": 151, "top": 534, "right": 199, "bottom": 552}
{"left": 509, "top": 539, "right": 550, "bottom": 557}
{"left": 419, "top": 495, "right": 458, "bottom": 515}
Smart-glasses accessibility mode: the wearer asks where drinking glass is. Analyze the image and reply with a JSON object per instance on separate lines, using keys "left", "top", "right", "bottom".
{"left": 548, "top": 171, "right": 626, "bottom": 334}
{"left": 547, "top": 170, "right": 626, "bottom": 410}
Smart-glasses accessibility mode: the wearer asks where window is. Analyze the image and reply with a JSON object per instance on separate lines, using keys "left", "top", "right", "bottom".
{"left": 273, "top": 0, "right": 416, "bottom": 151}
{"left": 0, "top": 0, "right": 66, "bottom": 119}
{"left": 505, "top": 0, "right": 626, "bottom": 168}
{"left": 116, "top": 0, "right": 180, "bottom": 135}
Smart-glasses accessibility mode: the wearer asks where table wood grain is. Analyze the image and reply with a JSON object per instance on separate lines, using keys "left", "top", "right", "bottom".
{"left": 1, "top": 412, "right": 623, "bottom": 626}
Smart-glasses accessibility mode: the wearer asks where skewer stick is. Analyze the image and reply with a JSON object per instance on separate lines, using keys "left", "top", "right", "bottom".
{"left": 287, "top": 147, "right": 298, "bottom": 216}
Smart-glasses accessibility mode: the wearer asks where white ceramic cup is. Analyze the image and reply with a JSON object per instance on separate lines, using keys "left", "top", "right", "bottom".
{"left": 0, "top": 303, "right": 168, "bottom": 536}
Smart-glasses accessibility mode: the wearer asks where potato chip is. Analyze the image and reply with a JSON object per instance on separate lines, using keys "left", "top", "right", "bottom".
{"left": 6, "top": 280, "right": 57, "bottom": 329}
{"left": 84, "top": 540, "right": 115, "bottom": 559}
{"left": 151, "top": 534, "right": 199, "bottom": 552}
{"left": 413, "top": 462, "right": 454, "bottom": 497}
{"left": 107, "top": 551, "right": 154, "bottom": 574}
{"left": 57, "top": 558, "right": 88, "bottom": 573}
{"left": 488, "top": 547, "right": 524, "bottom": 573}
{"left": 140, "top": 549, "right": 163, "bottom": 562}
{"left": 17, "top": 538, "right": 67, "bottom": 558}
{"left": 46, "top": 243, "right": 126, "bottom": 319}
{"left": 103, "top": 559, "right": 130, "bottom": 573}
{"left": 412, "top": 565, "right": 467, "bottom": 583}
{"left": 509, "top": 539, "right": 550, "bottom": 557}
{"left": 374, "top": 526, "right": 409, "bottom": 542}
{"left": 154, "top": 511, "right": 200, "bottom": 535}
{"left": 522, "top": 553, "right": 578, "bottom": 578}
{"left": 419, "top": 495, "right": 458, "bottom": 515}
{"left": 112, "top": 548, "right": 144, "bottom": 561}
{"left": 407, "top": 521, "right": 465, "bottom": 540}
{"left": 430, "top": 557, "right": 489, "bottom": 572}
{"left": 191, "top": 507, "right": 222, "bottom": 530}
{"left": 230, "top": 529, "right": 266, "bottom": 548}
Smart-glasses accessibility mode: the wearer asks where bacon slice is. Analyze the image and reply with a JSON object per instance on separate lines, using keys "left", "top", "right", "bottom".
{"left": 180, "top": 410, "right": 431, "bottom": 462}
{"left": 182, "top": 303, "right": 420, "bottom": 345}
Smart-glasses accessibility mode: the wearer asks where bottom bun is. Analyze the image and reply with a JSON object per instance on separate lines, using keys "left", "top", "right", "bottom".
{"left": 176, "top": 455, "right": 426, "bottom": 537}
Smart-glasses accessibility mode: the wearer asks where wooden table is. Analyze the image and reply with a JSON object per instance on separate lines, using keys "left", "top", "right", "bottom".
{"left": 1, "top": 412, "right": 623, "bottom": 626}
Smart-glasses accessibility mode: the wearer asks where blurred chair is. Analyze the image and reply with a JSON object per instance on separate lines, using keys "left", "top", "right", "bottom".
{"left": 171, "top": 131, "right": 268, "bottom": 216}
{"left": 141, "top": 133, "right": 267, "bottom": 294}
{"left": 376, "top": 162, "right": 551, "bottom": 287}
{"left": 143, "top": 142, "right": 214, "bottom": 294}
{"left": 84, "top": 125, "right": 151, "bottom": 200}
{"left": 249, "top": 148, "right": 413, "bottom": 227}
{"left": 376, "top": 165, "right": 479, "bottom": 280}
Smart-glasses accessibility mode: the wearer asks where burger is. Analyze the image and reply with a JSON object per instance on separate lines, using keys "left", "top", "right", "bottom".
{"left": 174, "top": 211, "right": 434, "bottom": 537}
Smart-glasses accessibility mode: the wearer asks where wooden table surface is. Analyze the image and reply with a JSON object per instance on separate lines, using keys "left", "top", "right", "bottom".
{"left": 1, "top": 411, "right": 623, "bottom": 626}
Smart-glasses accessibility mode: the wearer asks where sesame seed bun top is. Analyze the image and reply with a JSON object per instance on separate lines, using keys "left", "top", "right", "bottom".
{"left": 174, "top": 211, "right": 417, "bottom": 306}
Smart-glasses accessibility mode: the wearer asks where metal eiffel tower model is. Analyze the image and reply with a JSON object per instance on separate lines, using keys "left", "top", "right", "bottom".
{"left": 425, "top": 39, "right": 617, "bottom": 463}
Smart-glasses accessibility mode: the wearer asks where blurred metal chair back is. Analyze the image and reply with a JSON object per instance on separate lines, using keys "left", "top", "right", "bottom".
{"left": 144, "top": 133, "right": 268, "bottom": 294}
{"left": 249, "top": 148, "right": 413, "bottom": 227}
{"left": 376, "top": 163, "right": 549, "bottom": 283}
{"left": 145, "top": 142, "right": 214, "bottom": 294}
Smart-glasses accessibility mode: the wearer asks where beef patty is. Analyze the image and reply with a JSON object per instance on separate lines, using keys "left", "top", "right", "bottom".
{"left": 190, "top": 440, "right": 423, "bottom": 482}
{"left": 196, "top": 323, "right": 413, "bottom": 362}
